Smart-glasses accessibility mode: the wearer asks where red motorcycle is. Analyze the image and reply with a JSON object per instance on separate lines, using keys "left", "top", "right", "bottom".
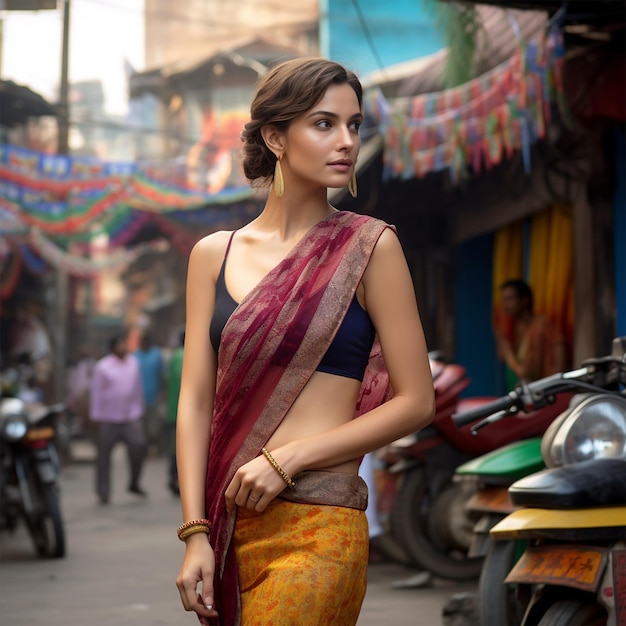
{"left": 376, "top": 358, "right": 570, "bottom": 580}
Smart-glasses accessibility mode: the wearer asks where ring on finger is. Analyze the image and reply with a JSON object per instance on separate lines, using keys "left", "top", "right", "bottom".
{"left": 248, "top": 494, "right": 261, "bottom": 502}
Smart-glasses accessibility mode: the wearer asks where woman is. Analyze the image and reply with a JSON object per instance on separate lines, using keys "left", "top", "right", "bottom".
{"left": 175, "top": 57, "right": 435, "bottom": 626}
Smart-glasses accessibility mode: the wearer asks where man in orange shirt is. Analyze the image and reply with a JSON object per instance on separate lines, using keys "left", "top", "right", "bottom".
{"left": 497, "top": 279, "right": 566, "bottom": 391}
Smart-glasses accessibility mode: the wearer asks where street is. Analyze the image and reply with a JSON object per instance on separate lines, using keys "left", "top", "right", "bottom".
{"left": 0, "top": 444, "right": 476, "bottom": 626}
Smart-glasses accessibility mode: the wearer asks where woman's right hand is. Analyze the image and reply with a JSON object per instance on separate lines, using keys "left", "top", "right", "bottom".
{"left": 176, "top": 533, "right": 219, "bottom": 623}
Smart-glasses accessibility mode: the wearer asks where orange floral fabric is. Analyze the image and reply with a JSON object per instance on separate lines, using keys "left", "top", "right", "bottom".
{"left": 234, "top": 499, "right": 368, "bottom": 626}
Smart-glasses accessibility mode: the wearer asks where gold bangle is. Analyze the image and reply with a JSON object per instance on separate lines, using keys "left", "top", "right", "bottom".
{"left": 261, "top": 447, "right": 296, "bottom": 489}
{"left": 177, "top": 518, "right": 211, "bottom": 540}
{"left": 177, "top": 518, "right": 211, "bottom": 534}
{"left": 178, "top": 525, "right": 211, "bottom": 542}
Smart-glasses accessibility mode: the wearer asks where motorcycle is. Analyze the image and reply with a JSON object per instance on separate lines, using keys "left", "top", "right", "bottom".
{"left": 455, "top": 336, "right": 626, "bottom": 625}
{"left": 378, "top": 357, "right": 569, "bottom": 580}
{"left": 0, "top": 396, "right": 67, "bottom": 558}
{"left": 452, "top": 436, "right": 547, "bottom": 624}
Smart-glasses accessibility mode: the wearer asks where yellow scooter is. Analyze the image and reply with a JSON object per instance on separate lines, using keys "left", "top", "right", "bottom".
{"left": 487, "top": 338, "right": 626, "bottom": 626}
{"left": 492, "top": 458, "right": 625, "bottom": 625}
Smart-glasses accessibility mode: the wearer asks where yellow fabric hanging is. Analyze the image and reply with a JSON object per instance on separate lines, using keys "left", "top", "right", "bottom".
{"left": 492, "top": 222, "right": 523, "bottom": 337}
{"left": 492, "top": 221, "right": 524, "bottom": 292}
{"left": 529, "top": 205, "right": 574, "bottom": 339}
{"left": 528, "top": 209, "right": 551, "bottom": 316}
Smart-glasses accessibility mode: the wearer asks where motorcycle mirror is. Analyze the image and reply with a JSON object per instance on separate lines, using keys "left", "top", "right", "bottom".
{"left": 611, "top": 336, "right": 626, "bottom": 361}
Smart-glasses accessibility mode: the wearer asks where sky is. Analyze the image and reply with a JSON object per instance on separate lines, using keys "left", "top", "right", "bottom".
{"left": 2, "top": 0, "right": 145, "bottom": 116}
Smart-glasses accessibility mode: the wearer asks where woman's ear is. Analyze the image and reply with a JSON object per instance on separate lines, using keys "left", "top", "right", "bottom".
{"left": 260, "top": 125, "right": 284, "bottom": 158}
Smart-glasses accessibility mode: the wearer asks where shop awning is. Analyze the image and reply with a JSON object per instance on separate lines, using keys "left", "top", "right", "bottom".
{"left": 0, "top": 80, "right": 58, "bottom": 127}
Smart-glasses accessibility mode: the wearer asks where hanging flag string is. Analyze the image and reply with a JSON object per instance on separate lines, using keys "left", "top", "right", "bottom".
{"left": 367, "top": 22, "right": 570, "bottom": 183}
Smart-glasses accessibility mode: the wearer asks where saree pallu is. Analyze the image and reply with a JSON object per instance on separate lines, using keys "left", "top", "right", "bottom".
{"left": 234, "top": 499, "right": 368, "bottom": 626}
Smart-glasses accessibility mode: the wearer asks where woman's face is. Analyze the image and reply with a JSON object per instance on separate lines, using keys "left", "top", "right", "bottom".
{"left": 282, "top": 83, "right": 362, "bottom": 191}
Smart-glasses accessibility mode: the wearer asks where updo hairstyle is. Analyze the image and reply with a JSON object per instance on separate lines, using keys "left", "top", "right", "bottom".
{"left": 240, "top": 57, "right": 362, "bottom": 186}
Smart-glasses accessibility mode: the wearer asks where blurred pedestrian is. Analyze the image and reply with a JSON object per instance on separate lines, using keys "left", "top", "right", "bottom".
{"left": 497, "top": 279, "right": 566, "bottom": 391}
{"left": 165, "top": 329, "right": 185, "bottom": 496}
{"left": 90, "top": 334, "right": 147, "bottom": 505}
{"left": 135, "top": 333, "right": 164, "bottom": 455}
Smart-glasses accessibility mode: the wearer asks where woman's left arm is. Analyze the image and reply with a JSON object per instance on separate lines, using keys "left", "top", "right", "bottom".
{"left": 280, "top": 228, "right": 435, "bottom": 473}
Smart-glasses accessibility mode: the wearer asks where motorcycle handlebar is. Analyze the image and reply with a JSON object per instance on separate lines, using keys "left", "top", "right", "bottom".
{"left": 452, "top": 367, "right": 611, "bottom": 429}
{"left": 452, "top": 393, "right": 518, "bottom": 428}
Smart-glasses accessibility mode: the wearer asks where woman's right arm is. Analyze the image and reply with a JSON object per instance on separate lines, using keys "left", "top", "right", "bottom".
{"left": 175, "top": 235, "right": 223, "bottom": 622}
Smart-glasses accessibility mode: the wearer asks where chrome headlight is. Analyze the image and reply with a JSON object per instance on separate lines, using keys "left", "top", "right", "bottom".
{"left": 0, "top": 398, "right": 29, "bottom": 441}
{"left": 545, "top": 394, "right": 626, "bottom": 467}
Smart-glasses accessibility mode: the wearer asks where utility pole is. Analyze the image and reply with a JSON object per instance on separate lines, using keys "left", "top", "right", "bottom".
{"left": 0, "top": 18, "right": 4, "bottom": 77}
{"left": 53, "top": 0, "right": 71, "bottom": 402}
{"left": 58, "top": 0, "right": 71, "bottom": 154}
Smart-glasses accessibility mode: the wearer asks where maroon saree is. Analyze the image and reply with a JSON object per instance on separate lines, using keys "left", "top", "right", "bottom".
{"left": 204, "top": 210, "right": 393, "bottom": 625}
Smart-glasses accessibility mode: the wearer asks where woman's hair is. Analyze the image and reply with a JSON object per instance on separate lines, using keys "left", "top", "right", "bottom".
{"left": 240, "top": 57, "right": 362, "bottom": 185}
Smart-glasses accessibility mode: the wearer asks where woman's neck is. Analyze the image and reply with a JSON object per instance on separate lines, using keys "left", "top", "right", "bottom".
{"left": 256, "top": 189, "right": 335, "bottom": 241}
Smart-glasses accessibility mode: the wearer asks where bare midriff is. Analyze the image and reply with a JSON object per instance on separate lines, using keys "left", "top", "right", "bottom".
{"left": 264, "top": 370, "right": 362, "bottom": 476}
{"left": 222, "top": 229, "right": 367, "bottom": 477}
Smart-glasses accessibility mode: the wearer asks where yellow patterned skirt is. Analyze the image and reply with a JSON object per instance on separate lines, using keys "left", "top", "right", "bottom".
{"left": 233, "top": 498, "right": 368, "bottom": 626}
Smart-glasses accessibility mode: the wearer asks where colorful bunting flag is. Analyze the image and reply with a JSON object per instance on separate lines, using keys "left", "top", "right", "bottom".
{"left": 368, "top": 23, "right": 569, "bottom": 182}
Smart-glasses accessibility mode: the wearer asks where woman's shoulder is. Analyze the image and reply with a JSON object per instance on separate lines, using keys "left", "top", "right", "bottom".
{"left": 336, "top": 209, "right": 389, "bottom": 227}
{"left": 187, "top": 230, "right": 238, "bottom": 286}
{"left": 189, "top": 230, "right": 236, "bottom": 265}
{"left": 335, "top": 210, "right": 393, "bottom": 236}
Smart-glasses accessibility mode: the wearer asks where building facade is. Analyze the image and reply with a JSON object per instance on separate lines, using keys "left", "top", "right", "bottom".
{"left": 144, "top": 0, "right": 319, "bottom": 69}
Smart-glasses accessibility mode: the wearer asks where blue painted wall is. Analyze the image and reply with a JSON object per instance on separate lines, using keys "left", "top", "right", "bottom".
{"left": 455, "top": 233, "right": 501, "bottom": 397}
{"left": 320, "top": 0, "right": 444, "bottom": 76}
{"left": 615, "top": 127, "right": 626, "bottom": 337}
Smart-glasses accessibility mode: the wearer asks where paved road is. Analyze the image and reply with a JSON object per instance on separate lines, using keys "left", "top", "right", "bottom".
{"left": 0, "top": 444, "right": 477, "bottom": 625}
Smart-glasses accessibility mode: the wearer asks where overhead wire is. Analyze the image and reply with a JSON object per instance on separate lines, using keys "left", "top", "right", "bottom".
{"left": 350, "top": 0, "right": 388, "bottom": 78}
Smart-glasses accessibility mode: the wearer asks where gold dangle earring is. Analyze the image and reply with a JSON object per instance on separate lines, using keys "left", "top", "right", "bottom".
{"left": 348, "top": 171, "right": 357, "bottom": 198}
{"left": 274, "top": 155, "right": 284, "bottom": 198}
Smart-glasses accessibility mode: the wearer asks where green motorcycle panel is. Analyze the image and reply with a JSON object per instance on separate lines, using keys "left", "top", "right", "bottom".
{"left": 456, "top": 438, "right": 544, "bottom": 481}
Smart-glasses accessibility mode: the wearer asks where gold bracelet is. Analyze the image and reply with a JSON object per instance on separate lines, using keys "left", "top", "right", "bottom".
{"left": 177, "top": 518, "right": 211, "bottom": 541}
{"left": 178, "top": 525, "right": 211, "bottom": 542}
{"left": 261, "top": 447, "right": 296, "bottom": 489}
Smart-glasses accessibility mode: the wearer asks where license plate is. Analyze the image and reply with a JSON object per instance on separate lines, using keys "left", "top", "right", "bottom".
{"left": 505, "top": 545, "right": 607, "bottom": 592}
{"left": 25, "top": 427, "right": 55, "bottom": 441}
{"left": 466, "top": 487, "right": 515, "bottom": 514}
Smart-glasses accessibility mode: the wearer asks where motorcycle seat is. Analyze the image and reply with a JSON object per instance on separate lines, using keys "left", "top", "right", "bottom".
{"left": 509, "top": 458, "right": 626, "bottom": 509}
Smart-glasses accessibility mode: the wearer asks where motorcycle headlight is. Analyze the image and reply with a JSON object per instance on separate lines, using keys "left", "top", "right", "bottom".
{"left": 546, "top": 394, "right": 626, "bottom": 467}
{"left": 0, "top": 398, "right": 29, "bottom": 441}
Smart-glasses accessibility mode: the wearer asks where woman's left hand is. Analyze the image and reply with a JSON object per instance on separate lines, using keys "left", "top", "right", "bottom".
{"left": 224, "top": 451, "right": 290, "bottom": 514}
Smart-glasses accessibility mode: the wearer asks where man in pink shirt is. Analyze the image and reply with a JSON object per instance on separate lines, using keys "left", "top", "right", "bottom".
{"left": 90, "top": 334, "right": 147, "bottom": 504}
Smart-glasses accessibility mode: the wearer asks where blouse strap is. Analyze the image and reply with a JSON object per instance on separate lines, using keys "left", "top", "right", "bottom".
{"left": 224, "top": 230, "right": 237, "bottom": 259}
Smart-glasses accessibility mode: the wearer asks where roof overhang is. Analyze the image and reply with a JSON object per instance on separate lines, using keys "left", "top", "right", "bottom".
{"left": 438, "top": 0, "right": 625, "bottom": 48}
{"left": 129, "top": 37, "right": 300, "bottom": 99}
{"left": 0, "top": 80, "right": 58, "bottom": 127}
